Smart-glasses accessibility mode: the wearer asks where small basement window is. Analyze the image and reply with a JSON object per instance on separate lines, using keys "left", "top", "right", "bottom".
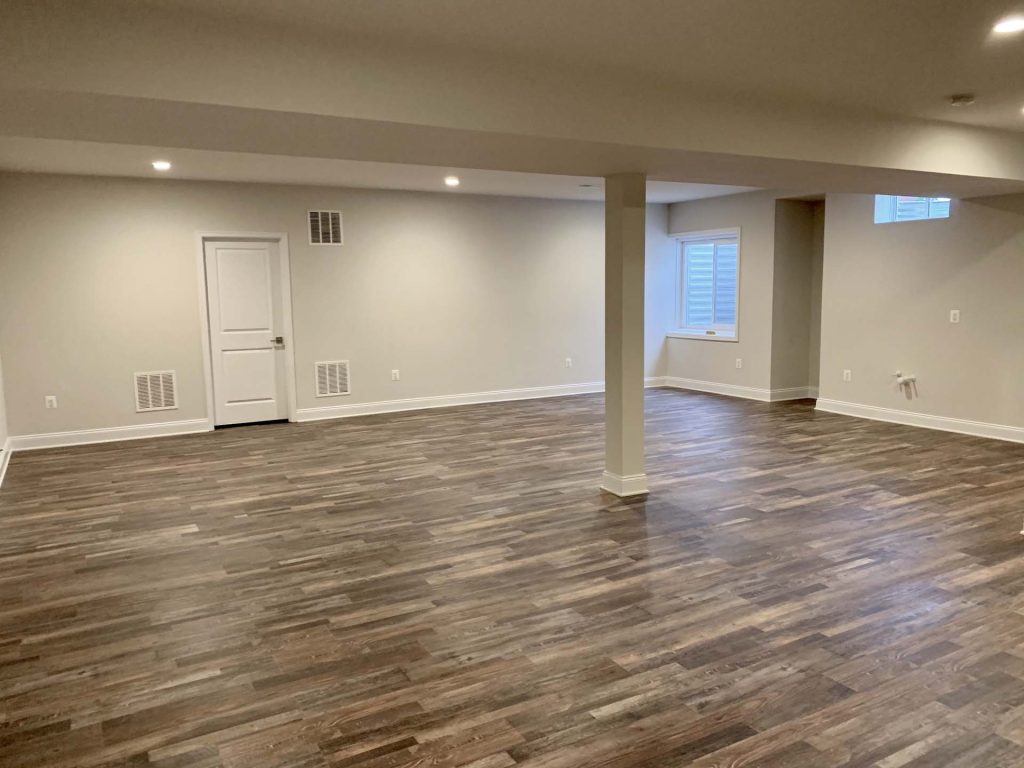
{"left": 672, "top": 232, "right": 739, "bottom": 341}
{"left": 874, "top": 195, "right": 951, "bottom": 224}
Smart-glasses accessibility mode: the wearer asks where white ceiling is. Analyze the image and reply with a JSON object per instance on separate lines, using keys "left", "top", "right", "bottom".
{"left": 0, "top": 138, "right": 758, "bottom": 203}
{"left": 140, "top": 0, "right": 1024, "bottom": 132}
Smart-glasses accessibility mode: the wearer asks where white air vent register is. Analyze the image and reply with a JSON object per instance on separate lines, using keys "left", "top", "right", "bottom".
{"left": 135, "top": 371, "right": 178, "bottom": 412}
{"left": 315, "top": 361, "right": 350, "bottom": 397}
{"left": 308, "top": 210, "right": 343, "bottom": 245}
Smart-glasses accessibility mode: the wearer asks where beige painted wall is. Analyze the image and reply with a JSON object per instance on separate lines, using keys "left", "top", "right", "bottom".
{"left": 0, "top": 352, "right": 7, "bottom": 447}
{"left": 770, "top": 200, "right": 816, "bottom": 390}
{"left": 644, "top": 204, "right": 677, "bottom": 380}
{"left": 807, "top": 202, "right": 825, "bottom": 392}
{"left": 818, "top": 193, "right": 1024, "bottom": 427}
{"left": 666, "top": 190, "right": 780, "bottom": 390}
{"left": 0, "top": 172, "right": 675, "bottom": 437}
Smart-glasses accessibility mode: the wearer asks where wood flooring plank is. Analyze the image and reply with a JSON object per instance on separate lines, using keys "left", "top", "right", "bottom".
{"left": 1, "top": 389, "right": 1024, "bottom": 766}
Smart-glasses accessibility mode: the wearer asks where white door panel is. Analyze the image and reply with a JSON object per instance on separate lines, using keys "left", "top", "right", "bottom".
{"left": 216, "top": 249, "right": 273, "bottom": 331}
{"left": 204, "top": 241, "right": 288, "bottom": 425}
{"left": 221, "top": 349, "right": 278, "bottom": 403}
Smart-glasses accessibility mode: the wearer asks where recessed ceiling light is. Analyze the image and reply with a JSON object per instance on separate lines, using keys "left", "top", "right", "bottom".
{"left": 151, "top": 160, "right": 172, "bottom": 171}
{"left": 993, "top": 16, "right": 1024, "bottom": 34}
{"left": 444, "top": 175, "right": 460, "bottom": 187}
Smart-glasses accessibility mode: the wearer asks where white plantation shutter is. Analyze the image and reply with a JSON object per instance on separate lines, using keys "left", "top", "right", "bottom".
{"left": 681, "top": 237, "right": 739, "bottom": 336}
{"left": 874, "top": 195, "right": 952, "bottom": 223}
{"left": 683, "top": 242, "right": 715, "bottom": 327}
{"left": 713, "top": 242, "right": 738, "bottom": 326}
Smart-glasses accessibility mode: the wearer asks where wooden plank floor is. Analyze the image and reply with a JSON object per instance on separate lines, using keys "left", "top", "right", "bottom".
{"left": 2, "top": 388, "right": 1024, "bottom": 767}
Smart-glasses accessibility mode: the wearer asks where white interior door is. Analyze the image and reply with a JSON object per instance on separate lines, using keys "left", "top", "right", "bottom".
{"left": 204, "top": 240, "right": 289, "bottom": 426}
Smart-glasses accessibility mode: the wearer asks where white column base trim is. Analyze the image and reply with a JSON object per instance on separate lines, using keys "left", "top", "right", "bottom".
{"left": 661, "top": 377, "right": 816, "bottom": 402}
{"left": 600, "top": 471, "right": 649, "bottom": 498}
{"left": 8, "top": 419, "right": 213, "bottom": 452}
{"left": 815, "top": 399, "right": 1024, "bottom": 444}
{"left": 0, "top": 438, "right": 11, "bottom": 488}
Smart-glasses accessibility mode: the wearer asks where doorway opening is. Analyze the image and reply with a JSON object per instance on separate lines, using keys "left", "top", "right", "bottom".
{"left": 197, "top": 234, "right": 297, "bottom": 427}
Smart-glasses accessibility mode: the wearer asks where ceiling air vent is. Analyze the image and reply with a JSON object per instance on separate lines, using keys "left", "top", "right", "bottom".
{"left": 315, "top": 361, "right": 350, "bottom": 397}
{"left": 135, "top": 371, "right": 178, "bottom": 412}
{"left": 308, "top": 210, "right": 343, "bottom": 245}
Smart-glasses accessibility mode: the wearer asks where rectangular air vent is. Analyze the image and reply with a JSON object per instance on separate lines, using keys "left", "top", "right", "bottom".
{"left": 308, "top": 210, "right": 343, "bottom": 245}
{"left": 135, "top": 371, "right": 178, "bottom": 412}
{"left": 315, "top": 361, "right": 350, "bottom": 397}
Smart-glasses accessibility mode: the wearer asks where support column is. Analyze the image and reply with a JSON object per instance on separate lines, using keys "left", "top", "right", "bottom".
{"left": 601, "top": 173, "right": 648, "bottom": 498}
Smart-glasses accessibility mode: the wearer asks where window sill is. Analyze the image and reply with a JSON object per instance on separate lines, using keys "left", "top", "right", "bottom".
{"left": 667, "top": 331, "right": 739, "bottom": 343}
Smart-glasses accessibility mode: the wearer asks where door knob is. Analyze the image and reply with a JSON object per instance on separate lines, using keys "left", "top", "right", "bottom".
{"left": 271, "top": 336, "right": 284, "bottom": 346}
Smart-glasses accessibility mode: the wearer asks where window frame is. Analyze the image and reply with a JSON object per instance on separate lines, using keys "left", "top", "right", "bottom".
{"left": 668, "top": 227, "right": 741, "bottom": 343}
{"left": 873, "top": 195, "right": 953, "bottom": 224}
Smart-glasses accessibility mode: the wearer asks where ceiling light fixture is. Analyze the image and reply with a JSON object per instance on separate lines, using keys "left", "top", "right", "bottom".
{"left": 444, "top": 175, "right": 460, "bottom": 187}
{"left": 993, "top": 16, "right": 1024, "bottom": 34}
{"left": 151, "top": 160, "right": 172, "bottom": 171}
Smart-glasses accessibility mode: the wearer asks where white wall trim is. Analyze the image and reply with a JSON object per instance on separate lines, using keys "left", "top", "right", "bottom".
{"left": 768, "top": 386, "right": 817, "bottom": 402}
{"left": 600, "top": 471, "right": 649, "bottom": 498}
{"left": 8, "top": 419, "right": 213, "bottom": 452}
{"left": 815, "top": 399, "right": 1024, "bottom": 444}
{"left": 663, "top": 376, "right": 771, "bottom": 401}
{"left": 295, "top": 381, "right": 607, "bottom": 422}
{"left": 2, "top": 379, "right": 668, "bottom": 455}
{"left": 297, "top": 378, "right": 668, "bottom": 422}
{"left": 662, "top": 376, "right": 816, "bottom": 402}
{"left": 0, "top": 438, "right": 11, "bottom": 488}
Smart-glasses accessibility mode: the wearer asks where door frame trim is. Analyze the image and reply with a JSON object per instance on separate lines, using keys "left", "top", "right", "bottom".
{"left": 195, "top": 232, "right": 298, "bottom": 427}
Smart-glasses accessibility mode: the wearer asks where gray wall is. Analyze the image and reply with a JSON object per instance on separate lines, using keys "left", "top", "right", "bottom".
{"left": 807, "top": 202, "right": 825, "bottom": 392}
{"left": 0, "top": 353, "right": 7, "bottom": 448}
{"left": 0, "top": 172, "right": 675, "bottom": 437}
{"left": 667, "top": 190, "right": 779, "bottom": 389}
{"left": 666, "top": 190, "right": 818, "bottom": 393}
{"left": 819, "top": 193, "right": 1024, "bottom": 427}
{"left": 770, "top": 199, "right": 816, "bottom": 390}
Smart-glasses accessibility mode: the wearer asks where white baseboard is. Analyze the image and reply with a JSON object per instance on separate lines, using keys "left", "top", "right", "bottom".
{"left": 815, "top": 399, "right": 1024, "bottom": 444}
{"left": 3, "top": 379, "right": 670, "bottom": 455}
{"left": 600, "top": 471, "right": 649, "bottom": 498}
{"left": 0, "top": 438, "right": 10, "bottom": 489}
{"left": 8, "top": 419, "right": 213, "bottom": 452}
{"left": 298, "top": 379, "right": 665, "bottom": 423}
{"left": 661, "top": 377, "right": 816, "bottom": 403}
{"left": 768, "top": 386, "right": 818, "bottom": 402}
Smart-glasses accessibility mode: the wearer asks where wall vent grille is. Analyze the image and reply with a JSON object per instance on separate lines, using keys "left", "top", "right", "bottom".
{"left": 315, "top": 361, "right": 350, "bottom": 397}
{"left": 308, "top": 210, "right": 343, "bottom": 245}
{"left": 135, "top": 371, "right": 178, "bottom": 412}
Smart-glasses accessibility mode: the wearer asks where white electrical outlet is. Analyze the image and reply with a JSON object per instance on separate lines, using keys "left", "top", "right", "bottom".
{"left": 45, "top": 395, "right": 58, "bottom": 409}
{"left": 949, "top": 309, "right": 961, "bottom": 324}
{"left": 735, "top": 358, "right": 743, "bottom": 369}
{"left": 391, "top": 369, "right": 400, "bottom": 381}
{"left": 565, "top": 357, "right": 573, "bottom": 369}
{"left": 842, "top": 369, "right": 852, "bottom": 382}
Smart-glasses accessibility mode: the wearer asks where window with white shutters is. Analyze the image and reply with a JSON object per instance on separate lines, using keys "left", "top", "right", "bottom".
{"left": 677, "top": 235, "right": 740, "bottom": 340}
{"left": 874, "top": 195, "right": 952, "bottom": 223}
